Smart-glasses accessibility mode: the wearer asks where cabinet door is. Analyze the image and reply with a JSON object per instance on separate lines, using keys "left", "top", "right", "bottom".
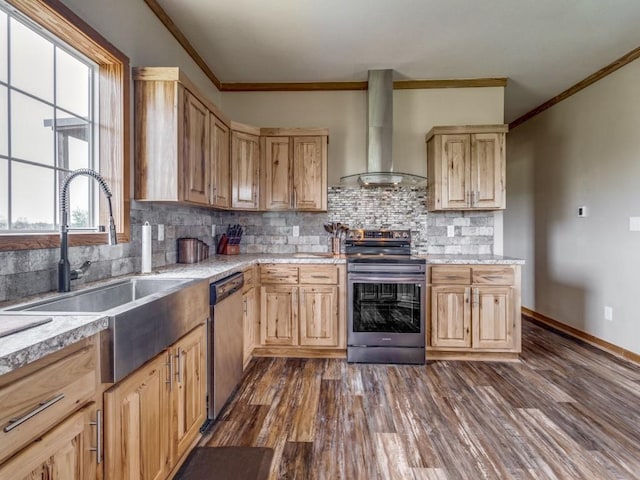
{"left": 293, "top": 136, "right": 327, "bottom": 211}
{"left": 470, "top": 133, "right": 505, "bottom": 209}
{"left": 299, "top": 285, "right": 339, "bottom": 347}
{"left": 183, "top": 91, "right": 210, "bottom": 205}
{"left": 260, "top": 285, "right": 298, "bottom": 346}
{"left": 172, "top": 325, "right": 206, "bottom": 464}
{"left": 243, "top": 287, "right": 259, "bottom": 367}
{"left": 263, "top": 136, "right": 292, "bottom": 210}
{"left": 431, "top": 285, "right": 471, "bottom": 348}
{"left": 439, "top": 134, "right": 471, "bottom": 209}
{"left": 0, "top": 404, "right": 98, "bottom": 480}
{"left": 231, "top": 131, "right": 259, "bottom": 209}
{"left": 210, "top": 114, "right": 230, "bottom": 208}
{"left": 104, "top": 353, "right": 169, "bottom": 480}
{"left": 472, "top": 286, "right": 513, "bottom": 349}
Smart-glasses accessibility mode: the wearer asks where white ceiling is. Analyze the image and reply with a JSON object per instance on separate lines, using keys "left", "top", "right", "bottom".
{"left": 156, "top": 0, "right": 640, "bottom": 123}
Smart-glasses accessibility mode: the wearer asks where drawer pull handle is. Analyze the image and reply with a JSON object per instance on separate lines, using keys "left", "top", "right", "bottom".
{"left": 89, "top": 409, "right": 102, "bottom": 464}
{"left": 310, "top": 275, "right": 329, "bottom": 279}
{"left": 4, "top": 393, "right": 65, "bottom": 432}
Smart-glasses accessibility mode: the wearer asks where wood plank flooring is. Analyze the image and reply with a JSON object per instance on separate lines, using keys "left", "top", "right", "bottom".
{"left": 204, "top": 320, "right": 640, "bottom": 479}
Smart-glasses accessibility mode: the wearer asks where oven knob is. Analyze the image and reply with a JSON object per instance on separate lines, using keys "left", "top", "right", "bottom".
{"left": 393, "top": 231, "right": 402, "bottom": 238}
{"left": 403, "top": 232, "right": 409, "bottom": 238}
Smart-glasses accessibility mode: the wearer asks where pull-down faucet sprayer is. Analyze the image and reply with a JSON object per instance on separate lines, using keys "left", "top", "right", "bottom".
{"left": 58, "top": 168, "right": 117, "bottom": 292}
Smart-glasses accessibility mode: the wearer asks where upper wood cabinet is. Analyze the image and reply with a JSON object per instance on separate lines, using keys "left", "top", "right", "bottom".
{"left": 134, "top": 67, "right": 231, "bottom": 207}
{"left": 183, "top": 91, "right": 210, "bottom": 205}
{"left": 210, "top": 114, "right": 231, "bottom": 208}
{"left": 231, "top": 122, "right": 260, "bottom": 210}
{"left": 260, "top": 129, "right": 328, "bottom": 211}
{"left": 426, "top": 125, "right": 508, "bottom": 211}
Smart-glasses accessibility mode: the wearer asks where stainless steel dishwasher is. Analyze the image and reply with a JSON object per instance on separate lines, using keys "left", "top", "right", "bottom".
{"left": 208, "top": 272, "right": 244, "bottom": 420}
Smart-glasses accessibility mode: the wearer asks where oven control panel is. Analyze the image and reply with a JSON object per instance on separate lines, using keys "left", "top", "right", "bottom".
{"left": 346, "top": 229, "right": 410, "bottom": 241}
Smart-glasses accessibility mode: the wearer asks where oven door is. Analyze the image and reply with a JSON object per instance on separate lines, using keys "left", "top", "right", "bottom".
{"left": 347, "top": 272, "right": 425, "bottom": 348}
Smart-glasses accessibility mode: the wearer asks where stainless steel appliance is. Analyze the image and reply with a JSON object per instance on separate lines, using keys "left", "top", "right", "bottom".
{"left": 207, "top": 272, "right": 244, "bottom": 422}
{"left": 346, "top": 229, "right": 426, "bottom": 364}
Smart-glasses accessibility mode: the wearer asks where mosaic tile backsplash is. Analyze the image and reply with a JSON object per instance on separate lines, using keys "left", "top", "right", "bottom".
{"left": 0, "top": 186, "right": 495, "bottom": 302}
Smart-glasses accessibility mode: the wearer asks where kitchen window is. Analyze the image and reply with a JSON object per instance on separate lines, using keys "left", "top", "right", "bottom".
{"left": 0, "top": 0, "right": 130, "bottom": 250}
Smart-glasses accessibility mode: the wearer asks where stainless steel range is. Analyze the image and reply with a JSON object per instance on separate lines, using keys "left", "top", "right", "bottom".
{"left": 346, "top": 229, "right": 426, "bottom": 364}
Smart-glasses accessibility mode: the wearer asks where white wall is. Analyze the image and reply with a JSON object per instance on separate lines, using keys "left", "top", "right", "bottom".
{"left": 60, "top": 0, "right": 221, "bottom": 103}
{"left": 222, "top": 87, "right": 504, "bottom": 185}
{"left": 504, "top": 58, "right": 640, "bottom": 354}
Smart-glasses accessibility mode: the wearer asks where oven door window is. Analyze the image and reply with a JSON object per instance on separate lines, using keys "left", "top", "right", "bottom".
{"left": 352, "top": 281, "right": 421, "bottom": 333}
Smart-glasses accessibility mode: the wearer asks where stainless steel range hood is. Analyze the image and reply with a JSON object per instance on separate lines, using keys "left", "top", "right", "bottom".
{"left": 341, "top": 69, "right": 426, "bottom": 187}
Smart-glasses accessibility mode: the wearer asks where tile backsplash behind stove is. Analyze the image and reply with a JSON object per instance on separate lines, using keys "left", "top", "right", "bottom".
{"left": 214, "top": 186, "right": 495, "bottom": 255}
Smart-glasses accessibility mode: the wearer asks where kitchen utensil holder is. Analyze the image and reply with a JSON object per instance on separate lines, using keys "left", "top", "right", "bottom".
{"left": 332, "top": 237, "right": 341, "bottom": 255}
{"left": 178, "top": 238, "right": 209, "bottom": 263}
{"left": 223, "top": 243, "right": 240, "bottom": 255}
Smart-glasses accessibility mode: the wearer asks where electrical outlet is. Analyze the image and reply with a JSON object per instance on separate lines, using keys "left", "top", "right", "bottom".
{"left": 447, "top": 225, "right": 455, "bottom": 237}
{"left": 630, "top": 217, "right": 640, "bottom": 231}
{"left": 157, "top": 224, "right": 165, "bottom": 241}
{"left": 292, "top": 225, "right": 299, "bottom": 237}
{"left": 211, "top": 224, "right": 216, "bottom": 236}
{"left": 604, "top": 306, "right": 613, "bottom": 321}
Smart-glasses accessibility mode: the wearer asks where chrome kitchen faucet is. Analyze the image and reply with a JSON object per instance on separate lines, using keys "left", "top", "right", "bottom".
{"left": 58, "top": 168, "right": 117, "bottom": 292}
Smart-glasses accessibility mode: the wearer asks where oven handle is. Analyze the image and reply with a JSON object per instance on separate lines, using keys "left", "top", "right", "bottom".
{"left": 348, "top": 274, "right": 426, "bottom": 284}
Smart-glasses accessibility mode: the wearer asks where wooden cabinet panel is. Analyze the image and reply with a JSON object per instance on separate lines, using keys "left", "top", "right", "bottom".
{"left": 299, "top": 286, "right": 338, "bottom": 347}
{"left": 0, "top": 343, "right": 97, "bottom": 464}
{"left": 171, "top": 325, "right": 206, "bottom": 464}
{"left": 299, "top": 265, "right": 338, "bottom": 284}
{"left": 441, "top": 134, "right": 471, "bottom": 209}
{"left": 231, "top": 131, "right": 259, "bottom": 210}
{"left": 183, "top": 91, "right": 210, "bottom": 205}
{"left": 104, "top": 353, "right": 169, "bottom": 480}
{"left": 472, "top": 266, "right": 514, "bottom": 285}
{"left": 210, "top": 114, "right": 230, "bottom": 208}
{"left": 472, "top": 286, "right": 513, "bottom": 349}
{"left": 260, "top": 285, "right": 298, "bottom": 346}
{"left": 293, "top": 136, "right": 327, "bottom": 211}
{"left": 471, "top": 133, "right": 505, "bottom": 209}
{"left": 263, "top": 136, "right": 292, "bottom": 210}
{"left": 0, "top": 404, "right": 98, "bottom": 480}
{"left": 430, "top": 266, "right": 471, "bottom": 285}
{"left": 260, "top": 265, "right": 299, "bottom": 284}
{"left": 243, "top": 286, "right": 259, "bottom": 367}
{"left": 431, "top": 286, "right": 471, "bottom": 348}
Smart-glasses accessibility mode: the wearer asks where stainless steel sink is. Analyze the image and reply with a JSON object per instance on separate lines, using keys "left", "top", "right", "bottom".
{"left": 5, "top": 278, "right": 190, "bottom": 313}
{"left": 3, "top": 277, "right": 208, "bottom": 383}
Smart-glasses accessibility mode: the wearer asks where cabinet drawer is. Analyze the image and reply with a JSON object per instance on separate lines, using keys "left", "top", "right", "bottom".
{"left": 0, "top": 342, "right": 97, "bottom": 463}
{"left": 260, "top": 265, "right": 299, "bottom": 284}
{"left": 299, "top": 265, "right": 338, "bottom": 284}
{"left": 472, "top": 266, "right": 514, "bottom": 285}
{"left": 430, "top": 266, "right": 471, "bottom": 285}
{"left": 242, "top": 266, "right": 256, "bottom": 292}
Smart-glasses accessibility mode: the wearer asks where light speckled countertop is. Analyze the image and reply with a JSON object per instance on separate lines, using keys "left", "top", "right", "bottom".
{"left": 0, "top": 252, "right": 523, "bottom": 375}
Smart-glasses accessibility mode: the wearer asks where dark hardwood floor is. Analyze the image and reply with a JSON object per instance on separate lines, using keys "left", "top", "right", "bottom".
{"left": 204, "top": 320, "right": 640, "bottom": 479}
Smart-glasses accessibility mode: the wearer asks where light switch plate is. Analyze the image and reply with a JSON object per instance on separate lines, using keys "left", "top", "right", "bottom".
{"left": 630, "top": 217, "right": 640, "bottom": 231}
{"left": 157, "top": 224, "right": 164, "bottom": 241}
{"left": 292, "top": 226, "right": 299, "bottom": 237}
{"left": 211, "top": 224, "right": 216, "bottom": 236}
{"left": 447, "top": 225, "right": 455, "bottom": 237}
{"left": 578, "top": 206, "right": 588, "bottom": 217}
{"left": 604, "top": 306, "right": 613, "bottom": 321}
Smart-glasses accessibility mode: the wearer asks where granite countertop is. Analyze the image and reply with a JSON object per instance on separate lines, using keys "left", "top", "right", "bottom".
{"left": 0, "top": 252, "right": 524, "bottom": 376}
{"left": 420, "top": 254, "right": 525, "bottom": 265}
{"left": 0, "top": 313, "right": 108, "bottom": 375}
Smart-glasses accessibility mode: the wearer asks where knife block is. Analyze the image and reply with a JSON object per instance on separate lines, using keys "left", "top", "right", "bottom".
{"left": 223, "top": 244, "right": 240, "bottom": 255}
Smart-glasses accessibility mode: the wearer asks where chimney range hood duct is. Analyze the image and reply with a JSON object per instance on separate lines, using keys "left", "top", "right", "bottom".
{"left": 340, "top": 69, "right": 426, "bottom": 187}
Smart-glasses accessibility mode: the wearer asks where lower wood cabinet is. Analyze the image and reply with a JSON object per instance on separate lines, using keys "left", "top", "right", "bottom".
{"left": 429, "top": 264, "right": 521, "bottom": 360}
{"left": 0, "top": 403, "right": 99, "bottom": 480}
{"left": 0, "top": 336, "right": 101, "bottom": 479}
{"left": 242, "top": 266, "right": 259, "bottom": 368}
{"left": 104, "top": 324, "right": 206, "bottom": 480}
{"left": 258, "top": 264, "right": 345, "bottom": 354}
